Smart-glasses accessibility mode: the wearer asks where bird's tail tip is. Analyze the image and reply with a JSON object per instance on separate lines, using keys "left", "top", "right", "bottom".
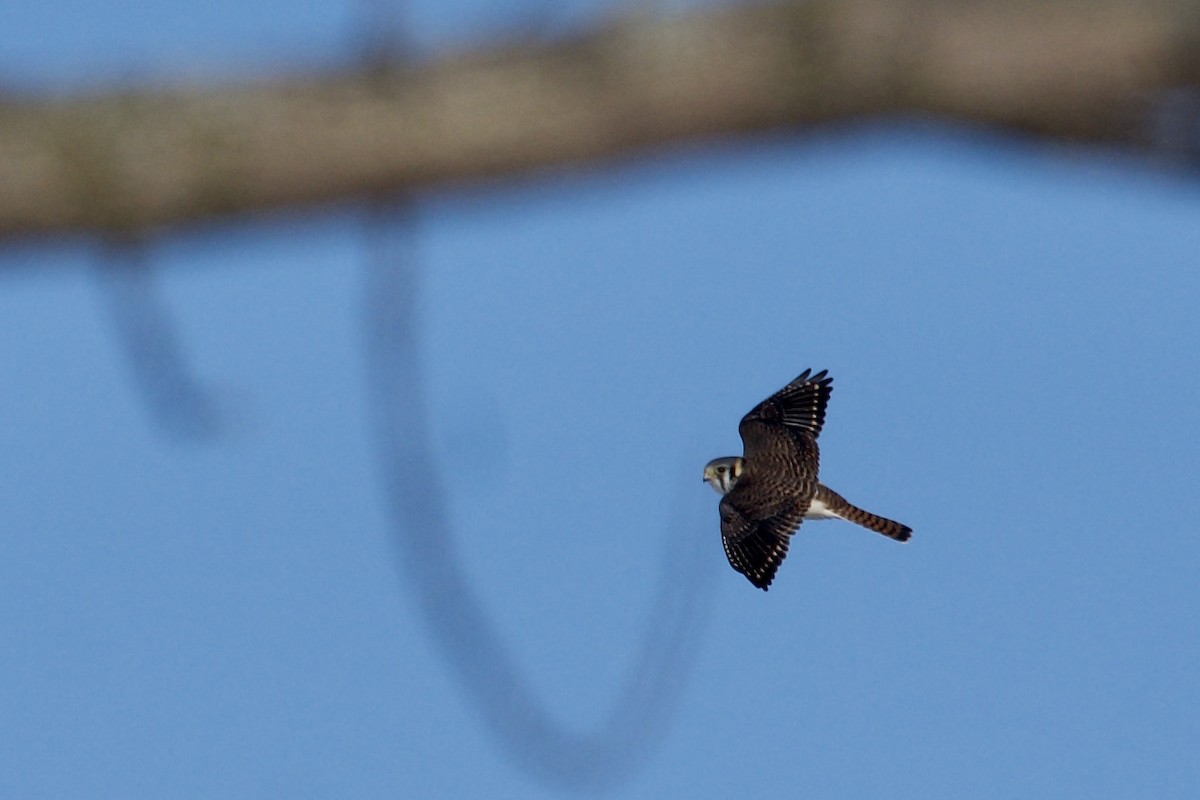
{"left": 844, "top": 505, "right": 912, "bottom": 542}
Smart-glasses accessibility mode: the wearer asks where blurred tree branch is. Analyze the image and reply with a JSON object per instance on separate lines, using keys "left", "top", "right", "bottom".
{"left": 3, "top": 0, "right": 1200, "bottom": 238}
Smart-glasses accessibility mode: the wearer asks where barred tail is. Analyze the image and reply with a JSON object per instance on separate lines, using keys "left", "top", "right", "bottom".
{"left": 816, "top": 485, "right": 912, "bottom": 542}
{"left": 841, "top": 502, "right": 912, "bottom": 542}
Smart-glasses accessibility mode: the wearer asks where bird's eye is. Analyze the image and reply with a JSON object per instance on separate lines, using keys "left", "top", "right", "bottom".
{"left": 716, "top": 466, "right": 726, "bottom": 474}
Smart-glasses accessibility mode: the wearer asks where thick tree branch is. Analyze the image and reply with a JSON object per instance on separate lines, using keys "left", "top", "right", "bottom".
{"left": 2, "top": 0, "right": 1199, "bottom": 237}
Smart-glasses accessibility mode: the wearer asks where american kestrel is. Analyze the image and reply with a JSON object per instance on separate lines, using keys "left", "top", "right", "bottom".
{"left": 703, "top": 369, "right": 911, "bottom": 590}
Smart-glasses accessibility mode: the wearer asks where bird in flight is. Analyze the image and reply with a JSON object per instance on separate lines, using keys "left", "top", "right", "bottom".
{"left": 703, "top": 369, "right": 911, "bottom": 590}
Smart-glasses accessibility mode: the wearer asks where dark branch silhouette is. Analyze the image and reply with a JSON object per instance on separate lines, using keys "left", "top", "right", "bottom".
{"left": 96, "top": 238, "right": 221, "bottom": 438}
{"left": 361, "top": 202, "right": 717, "bottom": 791}
{"left": 3, "top": 0, "right": 1200, "bottom": 239}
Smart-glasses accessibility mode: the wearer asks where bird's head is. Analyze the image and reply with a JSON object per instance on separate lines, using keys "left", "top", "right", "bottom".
{"left": 702, "top": 457, "right": 744, "bottom": 495}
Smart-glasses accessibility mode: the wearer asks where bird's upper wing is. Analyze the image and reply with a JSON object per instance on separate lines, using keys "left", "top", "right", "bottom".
{"left": 719, "top": 495, "right": 807, "bottom": 590}
{"left": 738, "top": 368, "right": 833, "bottom": 442}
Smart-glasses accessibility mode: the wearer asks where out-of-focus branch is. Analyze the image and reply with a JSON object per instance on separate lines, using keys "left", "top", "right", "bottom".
{"left": 96, "top": 238, "right": 221, "bottom": 439}
{"left": 362, "top": 202, "right": 717, "bottom": 791}
{"left": 3, "top": 0, "right": 1199, "bottom": 238}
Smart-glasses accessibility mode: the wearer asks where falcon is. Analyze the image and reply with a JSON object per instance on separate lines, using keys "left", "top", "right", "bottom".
{"left": 703, "top": 369, "right": 911, "bottom": 590}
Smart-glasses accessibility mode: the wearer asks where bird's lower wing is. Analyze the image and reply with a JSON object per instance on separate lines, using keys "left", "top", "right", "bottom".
{"left": 719, "top": 500, "right": 806, "bottom": 591}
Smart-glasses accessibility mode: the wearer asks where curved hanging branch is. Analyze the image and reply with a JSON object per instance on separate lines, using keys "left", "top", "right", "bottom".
{"left": 96, "top": 237, "right": 221, "bottom": 438}
{"left": 361, "top": 201, "right": 718, "bottom": 790}
{"left": 4, "top": 0, "right": 1200, "bottom": 240}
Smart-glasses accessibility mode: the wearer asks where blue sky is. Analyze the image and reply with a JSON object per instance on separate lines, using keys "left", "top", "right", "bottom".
{"left": 3, "top": 2, "right": 1199, "bottom": 798}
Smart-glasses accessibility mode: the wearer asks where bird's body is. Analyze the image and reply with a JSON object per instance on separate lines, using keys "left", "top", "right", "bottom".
{"left": 703, "top": 369, "right": 911, "bottom": 590}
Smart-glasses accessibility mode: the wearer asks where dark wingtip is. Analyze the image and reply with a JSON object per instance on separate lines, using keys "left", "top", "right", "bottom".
{"left": 797, "top": 368, "right": 830, "bottom": 384}
{"left": 747, "top": 568, "right": 778, "bottom": 590}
